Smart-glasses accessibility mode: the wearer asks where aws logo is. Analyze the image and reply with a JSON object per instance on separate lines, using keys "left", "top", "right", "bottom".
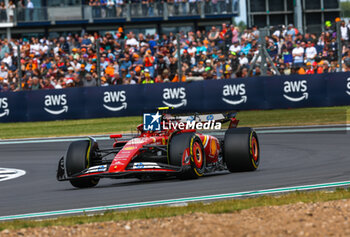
{"left": 222, "top": 84, "right": 247, "bottom": 105}
{"left": 44, "top": 94, "right": 68, "bottom": 115}
{"left": 103, "top": 91, "right": 127, "bottom": 112}
{"left": 0, "top": 98, "right": 9, "bottom": 117}
{"left": 346, "top": 78, "right": 350, "bottom": 96}
{"left": 283, "top": 80, "right": 308, "bottom": 102}
{"left": 162, "top": 88, "right": 187, "bottom": 108}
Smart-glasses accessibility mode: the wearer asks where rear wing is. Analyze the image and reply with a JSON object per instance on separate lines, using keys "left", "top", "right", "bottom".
{"left": 163, "top": 112, "right": 239, "bottom": 129}
{"left": 170, "top": 113, "right": 235, "bottom": 122}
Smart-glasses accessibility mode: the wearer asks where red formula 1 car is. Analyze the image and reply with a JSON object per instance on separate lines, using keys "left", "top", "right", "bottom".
{"left": 57, "top": 108, "right": 260, "bottom": 188}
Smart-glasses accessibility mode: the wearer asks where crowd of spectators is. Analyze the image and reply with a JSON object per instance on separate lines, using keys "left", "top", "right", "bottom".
{"left": 0, "top": 19, "right": 349, "bottom": 92}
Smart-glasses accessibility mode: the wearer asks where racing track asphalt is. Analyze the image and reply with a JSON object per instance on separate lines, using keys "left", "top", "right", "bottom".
{"left": 1, "top": 128, "right": 350, "bottom": 217}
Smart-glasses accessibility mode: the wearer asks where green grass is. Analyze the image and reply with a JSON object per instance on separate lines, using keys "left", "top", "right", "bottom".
{"left": 1, "top": 189, "right": 350, "bottom": 231}
{"left": 0, "top": 116, "right": 141, "bottom": 139}
{"left": 0, "top": 106, "right": 348, "bottom": 139}
{"left": 236, "top": 106, "right": 348, "bottom": 127}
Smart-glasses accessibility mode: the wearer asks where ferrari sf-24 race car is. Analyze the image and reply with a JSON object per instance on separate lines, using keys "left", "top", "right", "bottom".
{"left": 57, "top": 109, "right": 260, "bottom": 188}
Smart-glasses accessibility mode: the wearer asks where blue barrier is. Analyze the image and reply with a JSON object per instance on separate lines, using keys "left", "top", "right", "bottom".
{"left": 1, "top": 72, "right": 350, "bottom": 123}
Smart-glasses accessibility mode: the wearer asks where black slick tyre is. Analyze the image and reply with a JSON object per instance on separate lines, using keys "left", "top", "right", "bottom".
{"left": 65, "top": 140, "right": 100, "bottom": 188}
{"left": 224, "top": 127, "right": 259, "bottom": 172}
{"left": 168, "top": 132, "right": 205, "bottom": 179}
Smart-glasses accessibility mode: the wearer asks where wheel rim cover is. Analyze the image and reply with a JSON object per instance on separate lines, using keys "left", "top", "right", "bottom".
{"left": 193, "top": 142, "right": 203, "bottom": 168}
{"left": 251, "top": 137, "right": 258, "bottom": 161}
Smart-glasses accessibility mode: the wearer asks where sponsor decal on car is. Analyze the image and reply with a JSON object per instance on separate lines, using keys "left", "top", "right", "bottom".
{"left": 129, "top": 137, "right": 154, "bottom": 144}
{"left": 114, "top": 161, "right": 125, "bottom": 165}
{"left": 206, "top": 114, "right": 214, "bottom": 120}
{"left": 132, "top": 162, "right": 161, "bottom": 169}
{"left": 86, "top": 165, "right": 107, "bottom": 173}
{"left": 134, "top": 162, "right": 144, "bottom": 169}
{"left": 114, "top": 157, "right": 129, "bottom": 161}
{"left": 124, "top": 146, "right": 137, "bottom": 150}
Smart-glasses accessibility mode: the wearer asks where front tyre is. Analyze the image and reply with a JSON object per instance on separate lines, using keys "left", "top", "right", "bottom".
{"left": 65, "top": 139, "right": 100, "bottom": 188}
{"left": 69, "top": 177, "right": 100, "bottom": 188}
{"left": 224, "top": 127, "right": 259, "bottom": 172}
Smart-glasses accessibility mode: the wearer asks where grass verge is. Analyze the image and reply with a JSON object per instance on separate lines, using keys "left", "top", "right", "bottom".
{"left": 1, "top": 188, "right": 350, "bottom": 231}
{"left": 0, "top": 106, "right": 348, "bottom": 139}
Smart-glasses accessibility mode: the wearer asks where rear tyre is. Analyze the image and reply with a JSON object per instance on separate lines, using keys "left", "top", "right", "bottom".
{"left": 224, "top": 127, "right": 259, "bottom": 172}
{"left": 168, "top": 132, "right": 205, "bottom": 179}
{"left": 65, "top": 140, "right": 100, "bottom": 188}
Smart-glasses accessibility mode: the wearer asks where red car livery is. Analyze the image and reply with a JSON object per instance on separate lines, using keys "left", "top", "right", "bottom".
{"left": 57, "top": 109, "right": 260, "bottom": 188}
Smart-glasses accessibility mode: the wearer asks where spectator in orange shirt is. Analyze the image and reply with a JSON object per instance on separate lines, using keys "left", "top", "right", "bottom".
{"left": 172, "top": 64, "right": 188, "bottom": 82}
{"left": 297, "top": 66, "right": 306, "bottom": 75}
{"left": 25, "top": 59, "right": 37, "bottom": 71}
{"left": 315, "top": 62, "right": 324, "bottom": 74}
{"left": 171, "top": 74, "right": 186, "bottom": 82}
{"left": 105, "top": 62, "right": 115, "bottom": 77}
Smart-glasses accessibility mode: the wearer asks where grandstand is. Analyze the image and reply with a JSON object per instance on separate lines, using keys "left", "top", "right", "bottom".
{"left": 0, "top": 0, "right": 239, "bottom": 38}
{"left": 0, "top": 1, "right": 340, "bottom": 37}
{"left": 0, "top": 0, "right": 344, "bottom": 92}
